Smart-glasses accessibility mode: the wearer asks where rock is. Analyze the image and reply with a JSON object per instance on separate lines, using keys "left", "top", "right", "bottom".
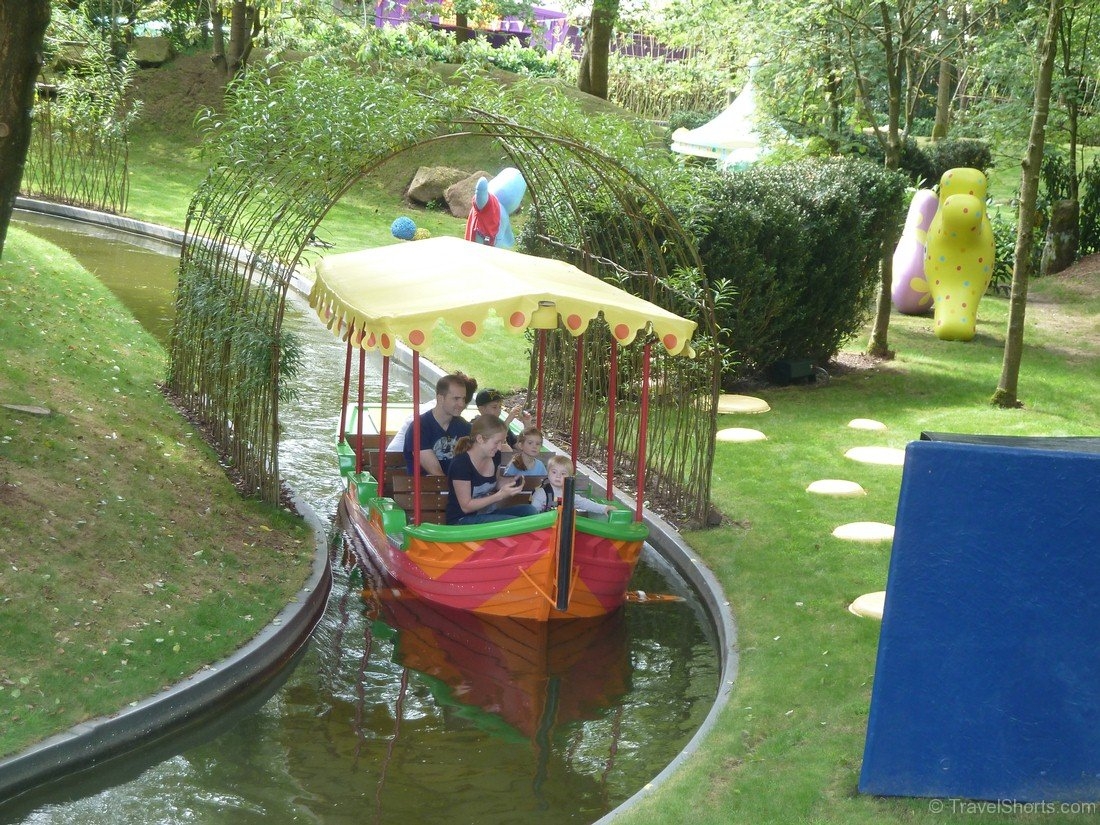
{"left": 132, "top": 36, "right": 173, "bottom": 68}
{"left": 2, "top": 403, "right": 51, "bottom": 416}
{"left": 444, "top": 171, "right": 492, "bottom": 218}
{"left": 1040, "top": 198, "right": 1079, "bottom": 277}
{"left": 406, "top": 166, "right": 472, "bottom": 205}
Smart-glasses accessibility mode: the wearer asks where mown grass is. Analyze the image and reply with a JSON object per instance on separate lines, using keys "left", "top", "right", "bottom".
{"left": 0, "top": 229, "right": 313, "bottom": 757}
{"left": 11, "top": 52, "right": 1100, "bottom": 823}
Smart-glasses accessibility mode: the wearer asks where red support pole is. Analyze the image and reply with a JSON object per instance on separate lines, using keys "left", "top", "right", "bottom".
{"left": 378, "top": 355, "right": 390, "bottom": 497}
{"left": 606, "top": 339, "right": 617, "bottom": 501}
{"left": 339, "top": 334, "right": 353, "bottom": 451}
{"left": 636, "top": 342, "right": 652, "bottom": 522}
{"left": 570, "top": 334, "right": 583, "bottom": 470}
{"left": 356, "top": 342, "right": 366, "bottom": 476}
{"left": 411, "top": 351, "right": 422, "bottom": 525}
{"left": 536, "top": 329, "right": 547, "bottom": 430}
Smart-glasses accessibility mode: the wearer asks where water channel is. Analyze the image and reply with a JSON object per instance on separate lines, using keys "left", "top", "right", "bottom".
{"left": 6, "top": 214, "right": 721, "bottom": 825}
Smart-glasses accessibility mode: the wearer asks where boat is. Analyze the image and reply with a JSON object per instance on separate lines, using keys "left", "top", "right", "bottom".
{"left": 309, "top": 235, "right": 698, "bottom": 620}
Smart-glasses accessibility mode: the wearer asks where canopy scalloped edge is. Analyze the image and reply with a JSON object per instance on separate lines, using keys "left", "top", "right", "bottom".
{"left": 307, "top": 237, "right": 698, "bottom": 358}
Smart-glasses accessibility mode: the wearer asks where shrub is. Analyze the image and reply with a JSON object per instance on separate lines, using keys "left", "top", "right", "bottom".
{"left": 926, "top": 139, "right": 993, "bottom": 185}
{"left": 840, "top": 131, "right": 937, "bottom": 187}
{"left": 691, "top": 158, "right": 907, "bottom": 381}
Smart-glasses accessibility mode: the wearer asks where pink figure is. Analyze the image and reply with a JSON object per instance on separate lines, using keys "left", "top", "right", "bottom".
{"left": 891, "top": 189, "right": 939, "bottom": 315}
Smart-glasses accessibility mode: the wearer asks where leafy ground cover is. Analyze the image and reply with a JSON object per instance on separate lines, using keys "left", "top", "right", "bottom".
{"left": 8, "top": 50, "right": 1100, "bottom": 823}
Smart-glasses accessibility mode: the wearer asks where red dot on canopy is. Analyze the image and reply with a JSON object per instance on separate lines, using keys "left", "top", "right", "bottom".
{"left": 567, "top": 314, "right": 582, "bottom": 330}
{"left": 614, "top": 323, "right": 630, "bottom": 340}
{"left": 461, "top": 320, "right": 477, "bottom": 337}
{"left": 366, "top": 332, "right": 377, "bottom": 347}
{"left": 509, "top": 311, "right": 526, "bottom": 328}
{"left": 663, "top": 333, "right": 678, "bottom": 351}
{"left": 408, "top": 329, "right": 425, "bottom": 346}
{"left": 380, "top": 334, "right": 391, "bottom": 350}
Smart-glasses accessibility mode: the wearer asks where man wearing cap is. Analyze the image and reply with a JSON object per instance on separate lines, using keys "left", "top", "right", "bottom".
{"left": 473, "top": 388, "right": 531, "bottom": 450}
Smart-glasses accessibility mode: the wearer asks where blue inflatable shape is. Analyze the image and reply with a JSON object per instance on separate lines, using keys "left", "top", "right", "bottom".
{"left": 390, "top": 216, "right": 417, "bottom": 241}
{"left": 860, "top": 437, "right": 1100, "bottom": 802}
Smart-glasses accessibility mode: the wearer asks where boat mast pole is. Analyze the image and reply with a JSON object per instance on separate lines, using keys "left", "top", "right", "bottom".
{"left": 606, "top": 339, "right": 617, "bottom": 501}
{"left": 357, "top": 341, "right": 366, "bottom": 477}
{"left": 411, "top": 351, "right": 422, "bottom": 524}
{"left": 379, "top": 355, "right": 390, "bottom": 497}
{"left": 635, "top": 341, "right": 652, "bottom": 522}
{"left": 570, "top": 334, "right": 583, "bottom": 470}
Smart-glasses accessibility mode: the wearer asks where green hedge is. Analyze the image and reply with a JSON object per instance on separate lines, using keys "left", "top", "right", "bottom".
{"left": 690, "top": 158, "right": 907, "bottom": 382}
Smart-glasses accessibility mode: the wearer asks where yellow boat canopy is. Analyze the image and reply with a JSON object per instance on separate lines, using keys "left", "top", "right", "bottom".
{"left": 308, "top": 236, "right": 697, "bottom": 357}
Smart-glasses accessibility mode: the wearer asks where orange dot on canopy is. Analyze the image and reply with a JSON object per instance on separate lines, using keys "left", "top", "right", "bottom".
{"left": 614, "top": 323, "right": 630, "bottom": 340}
{"left": 567, "top": 314, "right": 582, "bottom": 330}
{"left": 408, "top": 329, "right": 425, "bottom": 346}
{"left": 380, "top": 333, "right": 391, "bottom": 349}
{"left": 509, "top": 311, "right": 526, "bottom": 328}
{"left": 663, "top": 333, "right": 678, "bottom": 351}
{"left": 461, "top": 320, "right": 477, "bottom": 337}
{"left": 366, "top": 332, "right": 377, "bottom": 347}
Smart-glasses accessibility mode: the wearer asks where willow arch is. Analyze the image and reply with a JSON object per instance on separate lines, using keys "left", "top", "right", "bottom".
{"left": 167, "top": 57, "right": 720, "bottom": 524}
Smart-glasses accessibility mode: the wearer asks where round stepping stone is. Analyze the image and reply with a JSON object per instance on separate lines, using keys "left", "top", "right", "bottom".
{"left": 717, "top": 394, "right": 770, "bottom": 414}
{"left": 806, "top": 479, "right": 866, "bottom": 496}
{"left": 832, "top": 521, "right": 895, "bottom": 542}
{"left": 848, "top": 591, "right": 886, "bottom": 620}
{"left": 845, "top": 446, "right": 905, "bottom": 466}
{"left": 848, "top": 418, "right": 887, "bottom": 431}
{"left": 716, "top": 427, "right": 767, "bottom": 442}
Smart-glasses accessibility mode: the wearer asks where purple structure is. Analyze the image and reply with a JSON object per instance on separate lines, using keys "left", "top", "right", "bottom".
{"left": 370, "top": 0, "right": 685, "bottom": 59}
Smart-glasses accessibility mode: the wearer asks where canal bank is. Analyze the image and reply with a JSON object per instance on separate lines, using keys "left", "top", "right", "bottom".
{"left": 1, "top": 200, "right": 736, "bottom": 822}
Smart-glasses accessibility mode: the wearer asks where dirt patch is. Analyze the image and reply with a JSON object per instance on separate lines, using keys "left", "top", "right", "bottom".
{"left": 128, "top": 52, "right": 227, "bottom": 139}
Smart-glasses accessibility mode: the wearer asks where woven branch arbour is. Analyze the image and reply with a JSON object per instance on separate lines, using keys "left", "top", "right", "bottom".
{"left": 167, "top": 57, "right": 719, "bottom": 525}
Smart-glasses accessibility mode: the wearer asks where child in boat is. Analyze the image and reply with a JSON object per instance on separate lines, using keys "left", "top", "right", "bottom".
{"left": 446, "top": 415, "right": 538, "bottom": 525}
{"left": 472, "top": 387, "right": 531, "bottom": 450}
{"left": 530, "top": 454, "right": 614, "bottom": 516}
{"left": 502, "top": 426, "right": 547, "bottom": 477}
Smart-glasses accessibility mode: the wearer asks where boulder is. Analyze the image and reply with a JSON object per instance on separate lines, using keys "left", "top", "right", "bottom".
{"left": 444, "top": 171, "right": 492, "bottom": 218}
{"left": 132, "top": 36, "right": 173, "bottom": 67}
{"left": 407, "top": 166, "right": 472, "bottom": 205}
{"left": 1040, "top": 198, "right": 1079, "bottom": 277}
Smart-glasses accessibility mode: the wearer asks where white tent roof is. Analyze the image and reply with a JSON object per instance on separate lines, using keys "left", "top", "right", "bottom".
{"left": 671, "top": 60, "right": 763, "bottom": 166}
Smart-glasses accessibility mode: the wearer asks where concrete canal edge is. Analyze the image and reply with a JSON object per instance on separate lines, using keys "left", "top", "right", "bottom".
{"left": 4, "top": 201, "right": 738, "bottom": 820}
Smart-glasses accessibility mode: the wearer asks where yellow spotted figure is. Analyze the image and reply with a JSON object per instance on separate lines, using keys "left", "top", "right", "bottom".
{"left": 924, "top": 168, "right": 995, "bottom": 341}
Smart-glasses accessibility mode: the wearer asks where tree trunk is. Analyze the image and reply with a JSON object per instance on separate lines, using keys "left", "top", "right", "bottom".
{"left": 455, "top": 12, "right": 473, "bottom": 45}
{"left": 209, "top": 0, "right": 227, "bottom": 74}
{"left": 932, "top": 7, "right": 954, "bottom": 140}
{"left": 0, "top": 0, "right": 52, "bottom": 261}
{"left": 577, "top": 0, "right": 617, "bottom": 99}
{"left": 992, "top": 0, "right": 1062, "bottom": 408}
{"left": 866, "top": 0, "right": 902, "bottom": 358}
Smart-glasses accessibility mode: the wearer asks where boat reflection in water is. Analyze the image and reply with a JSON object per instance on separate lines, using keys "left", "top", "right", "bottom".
{"left": 348, "top": 511, "right": 631, "bottom": 763}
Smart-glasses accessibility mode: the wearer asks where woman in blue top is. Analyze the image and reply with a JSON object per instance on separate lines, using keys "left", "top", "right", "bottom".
{"left": 446, "top": 416, "right": 538, "bottom": 525}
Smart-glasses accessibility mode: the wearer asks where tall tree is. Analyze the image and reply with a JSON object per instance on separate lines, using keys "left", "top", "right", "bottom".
{"left": 209, "top": 0, "right": 264, "bottom": 78}
{"left": 0, "top": 0, "right": 52, "bottom": 260}
{"left": 992, "top": 0, "right": 1062, "bottom": 408}
{"left": 577, "top": 0, "right": 619, "bottom": 98}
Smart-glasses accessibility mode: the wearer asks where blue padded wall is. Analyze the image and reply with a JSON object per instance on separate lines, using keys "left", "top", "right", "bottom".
{"left": 860, "top": 439, "right": 1100, "bottom": 801}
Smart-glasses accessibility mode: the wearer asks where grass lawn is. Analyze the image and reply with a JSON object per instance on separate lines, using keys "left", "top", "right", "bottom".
{"left": 7, "top": 51, "right": 1100, "bottom": 823}
{"left": 0, "top": 228, "right": 313, "bottom": 758}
